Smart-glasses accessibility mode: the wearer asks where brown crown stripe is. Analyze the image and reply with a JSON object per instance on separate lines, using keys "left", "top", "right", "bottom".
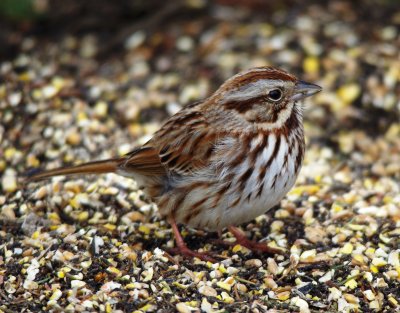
{"left": 229, "top": 68, "right": 297, "bottom": 90}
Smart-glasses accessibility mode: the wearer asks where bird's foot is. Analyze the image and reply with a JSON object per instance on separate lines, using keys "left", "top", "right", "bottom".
{"left": 168, "top": 215, "right": 217, "bottom": 262}
{"left": 228, "top": 226, "right": 285, "bottom": 255}
{"left": 167, "top": 246, "right": 216, "bottom": 263}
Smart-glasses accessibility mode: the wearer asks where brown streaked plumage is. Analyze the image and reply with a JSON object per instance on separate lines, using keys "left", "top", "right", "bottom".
{"left": 25, "top": 67, "right": 322, "bottom": 262}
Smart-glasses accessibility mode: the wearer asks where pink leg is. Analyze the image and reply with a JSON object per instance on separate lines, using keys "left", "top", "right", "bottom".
{"left": 168, "top": 216, "right": 216, "bottom": 262}
{"left": 228, "top": 226, "right": 285, "bottom": 255}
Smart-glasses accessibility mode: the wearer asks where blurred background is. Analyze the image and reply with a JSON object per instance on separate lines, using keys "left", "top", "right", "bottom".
{"left": 0, "top": 0, "right": 399, "bottom": 179}
{"left": 0, "top": 1, "right": 399, "bottom": 311}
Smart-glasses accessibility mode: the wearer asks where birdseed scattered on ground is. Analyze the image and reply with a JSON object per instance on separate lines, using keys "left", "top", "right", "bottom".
{"left": 0, "top": 1, "right": 399, "bottom": 312}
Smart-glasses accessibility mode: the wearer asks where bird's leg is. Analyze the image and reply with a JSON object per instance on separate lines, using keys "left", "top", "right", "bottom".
{"left": 228, "top": 226, "right": 285, "bottom": 255}
{"left": 168, "top": 215, "right": 216, "bottom": 262}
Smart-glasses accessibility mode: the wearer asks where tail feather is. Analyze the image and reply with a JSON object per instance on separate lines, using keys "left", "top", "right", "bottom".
{"left": 25, "top": 158, "right": 122, "bottom": 182}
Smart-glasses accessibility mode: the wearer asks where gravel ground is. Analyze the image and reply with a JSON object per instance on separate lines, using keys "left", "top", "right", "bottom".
{"left": 0, "top": 1, "right": 399, "bottom": 312}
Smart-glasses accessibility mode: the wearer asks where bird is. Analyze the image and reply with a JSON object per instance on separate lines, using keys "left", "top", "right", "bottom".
{"left": 26, "top": 66, "right": 322, "bottom": 262}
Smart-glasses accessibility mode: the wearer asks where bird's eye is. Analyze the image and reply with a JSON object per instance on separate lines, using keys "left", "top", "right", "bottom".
{"left": 268, "top": 89, "right": 282, "bottom": 101}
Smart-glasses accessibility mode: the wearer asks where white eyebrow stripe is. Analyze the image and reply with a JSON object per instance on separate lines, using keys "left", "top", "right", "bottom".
{"left": 219, "top": 79, "right": 284, "bottom": 103}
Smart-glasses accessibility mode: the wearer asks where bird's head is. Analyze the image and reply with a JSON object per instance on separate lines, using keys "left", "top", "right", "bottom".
{"left": 209, "top": 67, "right": 322, "bottom": 130}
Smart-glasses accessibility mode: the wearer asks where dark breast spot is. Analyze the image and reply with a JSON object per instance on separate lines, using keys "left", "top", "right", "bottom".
{"left": 239, "top": 167, "right": 253, "bottom": 190}
{"left": 265, "top": 135, "right": 281, "bottom": 169}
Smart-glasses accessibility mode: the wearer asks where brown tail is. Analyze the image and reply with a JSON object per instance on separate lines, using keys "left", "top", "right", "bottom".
{"left": 25, "top": 158, "right": 122, "bottom": 182}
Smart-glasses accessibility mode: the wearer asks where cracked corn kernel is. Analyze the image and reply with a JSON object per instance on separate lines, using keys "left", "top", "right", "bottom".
{"left": 331, "top": 202, "right": 344, "bottom": 213}
{"left": 344, "top": 293, "right": 359, "bottom": 304}
{"left": 49, "top": 289, "right": 62, "bottom": 301}
{"left": 232, "top": 244, "right": 249, "bottom": 254}
{"left": 270, "top": 220, "right": 284, "bottom": 232}
{"left": 176, "top": 302, "right": 192, "bottom": 313}
{"left": 337, "top": 83, "right": 360, "bottom": 104}
{"left": 216, "top": 281, "right": 232, "bottom": 291}
{"left": 369, "top": 300, "right": 380, "bottom": 310}
{"left": 57, "top": 271, "right": 65, "bottom": 278}
{"left": 0, "top": 159, "right": 5, "bottom": 171}
{"left": 66, "top": 130, "right": 81, "bottom": 145}
{"left": 26, "top": 154, "right": 40, "bottom": 167}
{"left": 388, "top": 296, "right": 398, "bottom": 306}
{"left": 106, "top": 266, "right": 121, "bottom": 276}
{"left": 221, "top": 292, "right": 234, "bottom": 303}
{"left": 139, "top": 225, "right": 151, "bottom": 234}
{"left": 198, "top": 285, "right": 217, "bottom": 297}
{"left": 77, "top": 111, "right": 88, "bottom": 122}
{"left": 353, "top": 254, "right": 365, "bottom": 264}
{"left": 340, "top": 243, "right": 354, "bottom": 254}
{"left": 71, "top": 280, "right": 86, "bottom": 288}
{"left": 69, "top": 197, "right": 80, "bottom": 209}
{"left": 103, "top": 223, "right": 116, "bottom": 231}
{"left": 347, "top": 224, "right": 364, "bottom": 231}
{"left": 32, "top": 231, "right": 40, "bottom": 239}
{"left": 94, "top": 101, "right": 108, "bottom": 117}
{"left": 139, "top": 304, "right": 157, "bottom": 312}
{"left": 289, "top": 185, "right": 320, "bottom": 196}
{"left": 77, "top": 211, "right": 89, "bottom": 221}
{"left": 371, "top": 257, "right": 387, "bottom": 267}
{"left": 344, "top": 279, "right": 357, "bottom": 289}
{"left": 2, "top": 174, "right": 17, "bottom": 193}
{"left": 4, "top": 147, "right": 17, "bottom": 160}
{"left": 365, "top": 247, "right": 376, "bottom": 257}
{"left": 300, "top": 249, "right": 316, "bottom": 261}
{"left": 303, "top": 56, "right": 320, "bottom": 74}
{"left": 363, "top": 290, "right": 375, "bottom": 300}
{"left": 363, "top": 272, "right": 373, "bottom": 282}
{"left": 277, "top": 291, "right": 291, "bottom": 301}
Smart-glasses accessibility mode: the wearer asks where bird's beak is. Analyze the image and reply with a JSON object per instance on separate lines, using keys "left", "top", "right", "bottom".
{"left": 292, "top": 80, "right": 322, "bottom": 101}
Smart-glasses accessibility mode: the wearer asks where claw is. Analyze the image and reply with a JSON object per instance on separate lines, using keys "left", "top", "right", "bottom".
{"left": 228, "top": 226, "right": 286, "bottom": 255}
{"left": 168, "top": 215, "right": 217, "bottom": 262}
{"left": 167, "top": 247, "right": 216, "bottom": 263}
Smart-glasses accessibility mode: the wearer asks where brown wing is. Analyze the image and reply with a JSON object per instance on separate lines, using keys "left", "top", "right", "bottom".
{"left": 122, "top": 109, "right": 219, "bottom": 177}
{"left": 121, "top": 146, "right": 166, "bottom": 175}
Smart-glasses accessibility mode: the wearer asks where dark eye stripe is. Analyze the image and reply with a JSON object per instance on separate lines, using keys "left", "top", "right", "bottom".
{"left": 223, "top": 95, "right": 267, "bottom": 113}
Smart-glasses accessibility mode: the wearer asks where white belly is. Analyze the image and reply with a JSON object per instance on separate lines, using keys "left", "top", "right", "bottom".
{"left": 174, "top": 133, "right": 303, "bottom": 231}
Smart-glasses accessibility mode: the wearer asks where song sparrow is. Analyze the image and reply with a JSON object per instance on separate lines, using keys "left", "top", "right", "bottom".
{"left": 26, "top": 67, "right": 321, "bottom": 261}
